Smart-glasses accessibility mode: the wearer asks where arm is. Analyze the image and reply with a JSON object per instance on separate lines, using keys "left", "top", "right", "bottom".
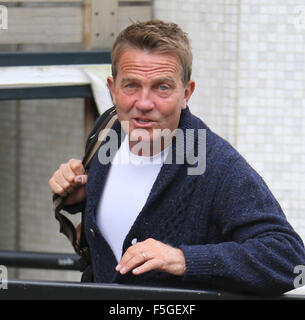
{"left": 180, "top": 157, "right": 305, "bottom": 296}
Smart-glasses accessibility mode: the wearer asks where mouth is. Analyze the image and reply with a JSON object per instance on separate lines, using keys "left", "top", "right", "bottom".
{"left": 132, "top": 118, "right": 156, "bottom": 128}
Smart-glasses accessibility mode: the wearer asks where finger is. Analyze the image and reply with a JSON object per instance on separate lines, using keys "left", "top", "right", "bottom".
{"left": 118, "top": 252, "right": 147, "bottom": 275}
{"left": 117, "top": 244, "right": 136, "bottom": 269}
{"left": 61, "top": 163, "right": 76, "bottom": 185}
{"left": 68, "top": 159, "right": 85, "bottom": 176}
{"left": 116, "top": 244, "right": 144, "bottom": 272}
{"left": 132, "top": 259, "right": 161, "bottom": 276}
{"left": 54, "top": 169, "right": 72, "bottom": 193}
{"left": 49, "top": 178, "right": 68, "bottom": 197}
{"left": 73, "top": 174, "right": 88, "bottom": 185}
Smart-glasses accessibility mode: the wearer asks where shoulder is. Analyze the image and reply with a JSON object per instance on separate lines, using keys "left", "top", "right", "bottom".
{"left": 187, "top": 110, "right": 244, "bottom": 175}
{"left": 186, "top": 110, "right": 268, "bottom": 197}
{"left": 85, "top": 106, "right": 117, "bottom": 150}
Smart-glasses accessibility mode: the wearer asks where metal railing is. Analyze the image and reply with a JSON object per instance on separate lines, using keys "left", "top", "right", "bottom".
{"left": 0, "top": 279, "right": 304, "bottom": 300}
{"left": 0, "top": 250, "right": 81, "bottom": 271}
{"left": 0, "top": 250, "right": 304, "bottom": 300}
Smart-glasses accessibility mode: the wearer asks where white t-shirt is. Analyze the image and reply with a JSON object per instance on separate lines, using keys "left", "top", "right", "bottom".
{"left": 96, "top": 135, "right": 169, "bottom": 262}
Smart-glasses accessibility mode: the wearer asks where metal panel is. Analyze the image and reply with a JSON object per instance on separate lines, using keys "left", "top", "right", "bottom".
{"left": 0, "top": 85, "right": 92, "bottom": 100}
{"left": 90, "top": 0, "right": 118, "bottom": 49}
{"left": 2, "top": 279, "right": 302, "bottom": 300}
{"left": 0, "top": 7, "right": 83, "bottom": 44}
{"left": 0, "top": 250, "right": 81, "bottom": 270}
{"left": 4, "top": 0, "right": 82, "bottom": 2}
{"left": 0, "top": 0, "right": 153, "bottom": 48}
{"left": 0, "top": 51, "right": 111, "bottom": 66}
{"left": 120, "top": 0, "right": 152, "bottom": 2}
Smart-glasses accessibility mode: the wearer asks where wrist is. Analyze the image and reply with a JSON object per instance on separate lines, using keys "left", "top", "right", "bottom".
{"left": 174, "top": 248, "right": 186, "bottom": 276}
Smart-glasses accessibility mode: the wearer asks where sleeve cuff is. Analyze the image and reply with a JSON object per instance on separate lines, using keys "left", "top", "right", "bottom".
{"left": 179, "top": 244, "right": 214, "bottom": 282}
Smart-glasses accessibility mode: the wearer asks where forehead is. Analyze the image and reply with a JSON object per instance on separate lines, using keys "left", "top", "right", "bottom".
{"left": 117, "top": 49, "right": 182, "bottom": 79}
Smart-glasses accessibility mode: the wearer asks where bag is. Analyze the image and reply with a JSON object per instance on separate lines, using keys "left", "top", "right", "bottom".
{"left": 52, "top": 106, "right": 117, "bottom": 281}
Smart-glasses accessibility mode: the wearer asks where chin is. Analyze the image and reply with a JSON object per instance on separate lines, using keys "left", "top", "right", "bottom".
{"left": 129, "top": 128, "right": 152, "bottom": 143}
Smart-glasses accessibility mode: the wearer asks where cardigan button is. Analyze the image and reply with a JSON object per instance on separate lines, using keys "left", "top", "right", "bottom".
{"left": 131, "top": 238, "right": 137, "bottom": 245}
{"left": 90, "top": 228, "right": 95, "bottom": 237}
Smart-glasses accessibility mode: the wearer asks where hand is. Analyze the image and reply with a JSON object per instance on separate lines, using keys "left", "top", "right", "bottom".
{"left": 49, "top": 159, "right": 87, "bottom": 206}
{"left": 116, "top": 238, "right": 186, "bottom": 277}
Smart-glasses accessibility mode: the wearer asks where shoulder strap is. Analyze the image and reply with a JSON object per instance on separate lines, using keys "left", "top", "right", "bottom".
{"left": 83, "top": 106, "right": 117, "bottom": 168}
{"left": 53, "top": 107, "right": 117, "bottom": 254}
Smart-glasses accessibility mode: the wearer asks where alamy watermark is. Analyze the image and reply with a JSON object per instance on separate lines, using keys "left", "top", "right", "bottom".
{"left": 0, "top": 265, "right": 8, "bottom": 290}
{"left": 97, "top": 122, "right": 207, "bottom": 176}
{"left": 0, "top": 5, "right": 8, "bottom": 30}
{"left": 293, "top": 265, "right": 305, "bottom": 289}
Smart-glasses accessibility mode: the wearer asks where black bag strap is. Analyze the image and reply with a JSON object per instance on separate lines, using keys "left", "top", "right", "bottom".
{"left": 53, "top": 106, "right": 117, "bottom": 255}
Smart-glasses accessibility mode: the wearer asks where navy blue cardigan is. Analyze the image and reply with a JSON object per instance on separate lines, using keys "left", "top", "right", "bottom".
{"left": 68, "top": 107, "right": 305, "bottom": 296}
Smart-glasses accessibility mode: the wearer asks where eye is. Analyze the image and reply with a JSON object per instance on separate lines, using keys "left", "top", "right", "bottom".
{"left": 122, "top": 82, "right": 138, "bottom": 94}
{"left": 159, "top": 84, "right": 170, "bottom": 91}
{"left": 125, "top": 83, "right": 136, "bottom": 88}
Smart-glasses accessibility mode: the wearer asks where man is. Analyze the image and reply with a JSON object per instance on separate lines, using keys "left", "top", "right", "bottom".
{"left": 49, "top": 20, "right": 305, "bottom": 296}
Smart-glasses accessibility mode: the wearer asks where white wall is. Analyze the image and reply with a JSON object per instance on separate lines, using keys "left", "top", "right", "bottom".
{"left": 154, "top": 0, "right": 305, "bottom": 252}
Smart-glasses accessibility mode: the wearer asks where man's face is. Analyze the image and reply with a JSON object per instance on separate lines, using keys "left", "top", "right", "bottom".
{"left": 107, "top": 49, "right": 195, "bottom": 153}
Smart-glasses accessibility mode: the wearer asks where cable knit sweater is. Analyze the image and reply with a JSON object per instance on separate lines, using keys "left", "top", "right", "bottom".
{"left": 67, "top": 106, "right": 305, "bottom": 296}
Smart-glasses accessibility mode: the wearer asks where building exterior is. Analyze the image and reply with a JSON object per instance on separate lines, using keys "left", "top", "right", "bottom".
{"left": 0, "top": 1, "right": 304, "bottom": 291}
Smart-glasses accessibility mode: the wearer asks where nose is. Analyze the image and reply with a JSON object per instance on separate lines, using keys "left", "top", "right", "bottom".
{"left": 135, "top": 88, "right": 154, "bottom": 112}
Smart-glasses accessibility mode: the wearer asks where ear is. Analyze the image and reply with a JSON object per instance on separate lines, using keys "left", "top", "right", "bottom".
{"left": 181, "top": 80, "right": 195, "bottom": 110}
{"left": 107, "top": 76, "right": 116, "bottom": 105}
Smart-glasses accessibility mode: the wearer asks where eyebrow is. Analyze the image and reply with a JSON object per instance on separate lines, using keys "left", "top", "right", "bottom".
{"left": 120, "top": 78, "right": 140, "bottom": 87}
{"left": 120, "top": 77, "right": 177, "bottom": 88}
{"left": 152, "top": 77, "right": 177, "bottom": 87}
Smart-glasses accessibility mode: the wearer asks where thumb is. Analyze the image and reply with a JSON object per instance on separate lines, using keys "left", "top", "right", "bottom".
{"left": 74, "top": 175, "right": 88, "bottom": 185}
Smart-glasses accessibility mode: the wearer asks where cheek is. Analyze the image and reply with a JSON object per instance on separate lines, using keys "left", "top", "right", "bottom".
{"left": 114, "top": 93, "right": 134, "bottom": 110}
{"left": 156, "top": 104, "right": 182, "bottom": 130}
{"left": 157, "top": 95, "right": 184, "bottom": 117}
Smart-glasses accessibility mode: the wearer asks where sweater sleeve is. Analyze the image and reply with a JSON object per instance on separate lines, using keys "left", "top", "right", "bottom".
{"left": 180, "top": 157, "right": 305, "bottom": 296}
